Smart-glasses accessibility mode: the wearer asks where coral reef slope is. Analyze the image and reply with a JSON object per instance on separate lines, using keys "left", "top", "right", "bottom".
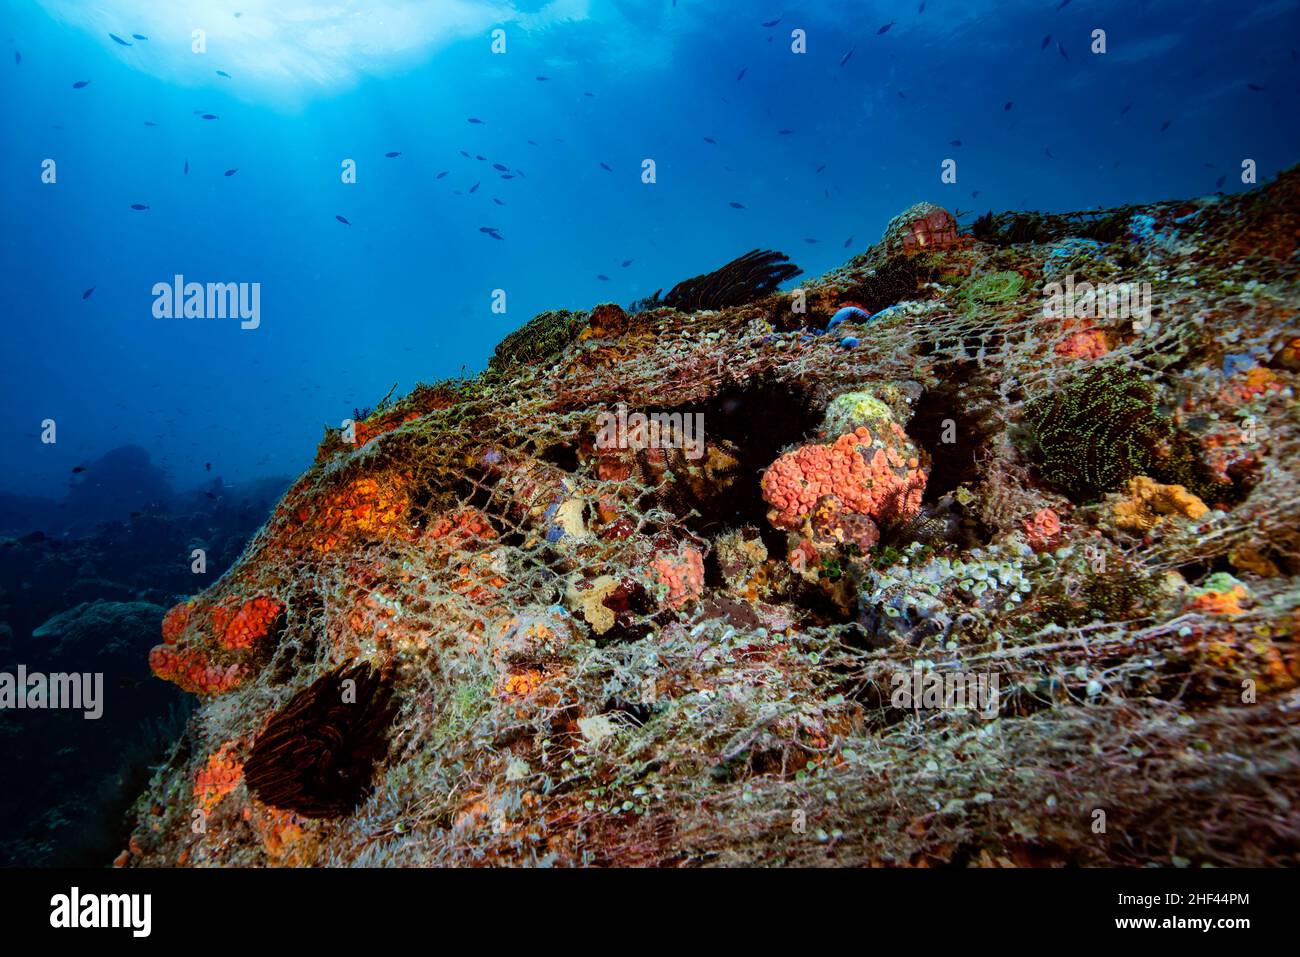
{"left": 126, "top": 171, "right": 1300, "bottom": 867}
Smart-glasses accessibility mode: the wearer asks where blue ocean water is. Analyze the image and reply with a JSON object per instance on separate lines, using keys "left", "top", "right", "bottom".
{"left": 1, "top": 0, "right": 1297, "bottom": 509}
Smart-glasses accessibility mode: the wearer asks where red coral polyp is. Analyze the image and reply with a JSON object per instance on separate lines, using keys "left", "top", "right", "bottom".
{"left": 650, "top": 546, "right": 705, "bottom": 609}
{"left": 194, "top": 743, "right": 244, "bottom": 813}
{"left": 761, "top": 426, "right": 926, "bottom": 530}
{"left": 161, "top": 601, "right": 193, "bottom": 644}
{"left": 148, "top": 644, "right": 244, "bottom": 695}
{"left": 212, "top": 596, "right": 285, "bottom": 650}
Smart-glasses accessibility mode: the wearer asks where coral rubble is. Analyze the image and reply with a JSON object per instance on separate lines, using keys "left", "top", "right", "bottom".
{"left": 126, "top": 170, "right": 1300, "bottom": 868}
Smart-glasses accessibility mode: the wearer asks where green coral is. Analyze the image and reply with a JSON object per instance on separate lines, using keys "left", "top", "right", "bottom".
{"left": 823, "top": 390, "right": 895, "bottom": 438}
{"left": 957, "top": 270, "right": 1025, "bottom": 307}
{"left": 1025, "top": 366, "right": 1175, "bottom": 501}
{"left": 488, "top": 309, "right": 587, "bottom": 372}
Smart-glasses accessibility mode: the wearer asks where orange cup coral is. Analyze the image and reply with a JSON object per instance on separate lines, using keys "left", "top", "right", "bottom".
{"left": 761, "top": 426, "right": 926, "bottom": 531}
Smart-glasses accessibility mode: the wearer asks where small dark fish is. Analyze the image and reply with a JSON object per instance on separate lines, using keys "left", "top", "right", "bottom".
{"left": 815, "top": 164, "right": 826, "bottom": 173}
{"left": 204, "top": 492, "right": 217, "bottom": 500}
{"left": 216, "top": 70, "right": 231, "bottom": 78}
{"left": 224, "top": 168, "right": 237, "bottom": 176}
{"left": 469, "top": 182, "right": 480, "bottom": 193}
{"left": 703, "top": 136, "right": 717, "bottom": 144}
{"left": 184, "top": 159, "right": 189, "bottom": 174}
{"left": 479, "top": 227, "right": 503, "bottom": 240}
{"left": 492, "top": 162, "right": 509, "bottom": 171}
{"left": 385, "top": 151, "right": 401, "bottom": 157}
{"left": 898, "top": 90, "right": 905, "bottom": 98}
{"left": 201, "top": 114, "right": 219, "bottom": 119}
{"left": 1056, "top": 0, "right": 1071, "bottom": 9}
{"left": 583, "top": 91, "right": 595, "bottom": 97}
{"left": 475, "top": 154, "right": 486, "bottom": 161}
{"left": 129, "top": 203, "right": 149, "bottom": 210}
{"left": 436, "top": 171, "right": 448, "bottom": 179}
{"left": 950, "top": 139, "right": 962, "bottom": 146}
{"left": 877, "top": 22, "right": 895, "bottom": 35}
{"left": 336, "top": 215, "right": 351, "bottom": 225}
{"left": 918, "top": 1, "right": 926, "bottom": 12}
{"left": 132, "top": 34, "right": 148, "bottom": 40}
{"left": 1121, "top": 102, "right": 1133, "bottom": 115}
{"left": 972, "top": 190, "right": 981, "bottom": 198}
{"left": 71, "top": 466, "right": 87, "bottom": 474}
{"left": 599, "top": 162, "right": 612, "bottom": 171}
{"left": 761, "top": 18, "right": 781, "bottom": 27}
{"left": 1216, "top": 175, "right": 1226, "bottom": 189}
{"left": 536, "top": 76, "right": 549, "bottom": 81}
{"left": 82, "top": 287, "right": 95, "bottom": 300}
{"left": 109, "top": 33, "right": 131, "bottom": 46}
{"left": 1058, "top": 41, "right": 1068, "bottom": 60}
{"left": 493, "top": 198, "right": 504, "bottom": 205}
{"left": 843, "top": 236, "right": 853, "bottom": 248}
{"left": 729, "top": 202, "right": 745, "bottom": 209}
{"left": 1044, "top": 147, "right": 1055, "bottom": 159}
{"left": 459, "top": 150, "right": 471, "bottom": 158}
{"left": 736, "top": 67, "right": 747, "bottom": 80}
{"left": 777, "top": 128, "right": 793, "bottom": 135}
{"left": 803, "top": 237, "right": 818, "bottom": 244}
{"left": 72, "top": 80, "right": 90, "bottom": 88}
{"left": 596, "top": 274, "right": 611, "bottom": 281}
{"left": 1041, "top": 34, "right": 1051, "bottom": 50}
{"left": 144, "top": 121, "right": 156, "bottom": 126}
{"left": 1160, "top": 119, "right": 1171, "bottom": 132}
{"left": 500, "top": 174, "right": 515, "bottom": 179}
{"left": 527, "top": 139, "right": 538, "bottom": 146}
{"left": 1004, "top": 101, "right": 1013, "bottom": 111}
{"left": 621, "top": 260, "right": 633, "bottom": 267}
{"left": 467, "top": 117, "right": 485, "bottom": 124}
{"left": 839, "top": 47, "right": 855, "bottom": 67}
{"left": 1247, "top": 83, "right": 1264, "bottom": 91}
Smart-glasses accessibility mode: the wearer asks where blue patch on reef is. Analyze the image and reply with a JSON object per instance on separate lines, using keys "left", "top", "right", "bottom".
{"left": 1222, "top": 352, "right": 1257, "bottom": 378}
{"left": 1129, "top": 213, "right": 1157, "bottom": 242}
{"left": 1042, "top": 237, "right": 1107, "bottom": 280}
{"left": 828, "top": 306, "right": 871, "bottom": 331}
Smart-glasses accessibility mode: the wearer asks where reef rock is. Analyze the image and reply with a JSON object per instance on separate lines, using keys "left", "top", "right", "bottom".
{"left": 123, "top": 169, "right": 1300, "bottom": 869}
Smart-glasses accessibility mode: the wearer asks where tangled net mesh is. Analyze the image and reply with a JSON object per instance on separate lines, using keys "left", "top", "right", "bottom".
{"left": 127, "top": 171, "right": 1300, "bottom": 868}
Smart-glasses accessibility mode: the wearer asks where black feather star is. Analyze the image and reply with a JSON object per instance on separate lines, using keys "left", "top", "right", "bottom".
{"left": 648, "top": 249, "right": 802, "bottom": 312}
{"left": 244, "top": 661, "right": 398, "bottom": 819}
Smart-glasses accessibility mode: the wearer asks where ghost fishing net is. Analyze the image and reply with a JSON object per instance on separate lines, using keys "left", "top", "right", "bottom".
{"left": 128, "top": 174, "right": 1300, "bottom": 868}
